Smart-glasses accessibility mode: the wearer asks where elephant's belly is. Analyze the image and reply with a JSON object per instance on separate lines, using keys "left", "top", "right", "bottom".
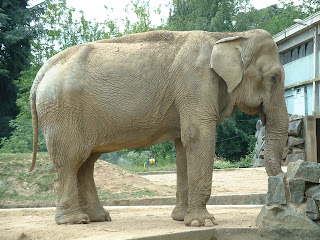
{"left": 92, "top": 128, "right": 181, "bottom": 153}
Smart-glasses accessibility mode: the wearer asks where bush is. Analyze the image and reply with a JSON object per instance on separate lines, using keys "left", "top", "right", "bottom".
{"left": 236, "top": 150, "right": 255, "bottom": 168}
{"left": 216, "top": 109, "right": 258, "bottom": 162}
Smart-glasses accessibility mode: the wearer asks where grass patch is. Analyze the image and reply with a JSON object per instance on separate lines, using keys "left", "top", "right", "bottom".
{"left": 214, "top": 160, "right": 237, "bottom": 169}
{"left": 0, "top": 152, "right": 55, "bottom": 202}
{"left": 117, "top": 163, "right": 176, "bottom": 173}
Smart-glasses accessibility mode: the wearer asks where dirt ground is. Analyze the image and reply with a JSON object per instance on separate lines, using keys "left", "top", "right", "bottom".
{"left": 0, "top": 206, "right": 262, "bottom": 240}
{"left": 95, "top": 161, "right": 272, "bottom": 197}
{"left": 141, "top": 167, "right": 272, "bottom": 195}
{"left": 1, "top": 163, "right": 287, "bottom": 240}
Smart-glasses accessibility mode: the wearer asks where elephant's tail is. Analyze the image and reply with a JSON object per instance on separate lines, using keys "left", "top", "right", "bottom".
{"left": 30, "top": 89, "right": 38, "bottom": 172}
{"left": 29, "top": 55, "right": 63, "bottom": 171}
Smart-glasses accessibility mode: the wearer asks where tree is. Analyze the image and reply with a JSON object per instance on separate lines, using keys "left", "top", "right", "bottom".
{"left": 216, "top": 110, "right": 258, "bottom": 162}
{"left": 0, "top": 0, "right": 45, "bottom": 144}
{"left": 123, "top": 0, "right": 156, "bottom": 34}
{"left": 167, "top": 0, "right": 250, "bottom": 32}
{"left": 232, "top": 1, "right": 320, "bottom": 35}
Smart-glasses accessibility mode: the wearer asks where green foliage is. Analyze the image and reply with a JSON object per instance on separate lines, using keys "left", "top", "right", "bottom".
{"left": 216, "top": 110, "right": 258, "bottom": 162}
{"left": 167, "top": 0, "right": 251, "bottom": 32}
{"left": 123, "top": 0, "right": 157, "bottom": 34}
{"left": 0, "top": 63, "right": 47, "bottom": 153}
{"left": 118, "top": 163, "right": 176, "bottom": 173}
{"left": 213, "top": 159, "right": 236, "bottom": 169}
{"left": 248, "top": 3, "right": 307, "bottom": 35}
{"left": 0, "top": 0, "right": 45, "bottom": 143}
{"left": 237, "top": 150, "right": 254, "bottom": 168}
{"left": 101, "top": 141, "right": 176, "bottom": 169}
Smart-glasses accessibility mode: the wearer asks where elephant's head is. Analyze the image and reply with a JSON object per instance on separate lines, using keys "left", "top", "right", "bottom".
{"left": 210, "top": 29, "right": 288, "bottom": 176}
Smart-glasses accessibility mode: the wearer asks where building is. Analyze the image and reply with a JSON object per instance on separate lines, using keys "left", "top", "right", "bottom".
{"left": 274, "top": 12, "right": 320, "bottom": 116}
{"left": 274, "top": 13, "right": 320, "bottom": 163}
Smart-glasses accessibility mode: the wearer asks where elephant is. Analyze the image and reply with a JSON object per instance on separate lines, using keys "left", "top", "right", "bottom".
{"left": 30, "top": 29, "right": 289, "bottom": 226}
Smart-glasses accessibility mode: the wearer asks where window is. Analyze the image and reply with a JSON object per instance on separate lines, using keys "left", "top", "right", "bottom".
{"left": 281, "top": 40, "right": 313, "bottom": 65}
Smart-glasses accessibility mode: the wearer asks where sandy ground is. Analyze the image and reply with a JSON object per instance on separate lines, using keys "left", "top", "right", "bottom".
{"left": 0, "top": 166, "right": 282, "bottom": 240}
{"left": 141, "top": 167, "right": 274, "bottom": 195}
{"left": 0, "top": 205, "right": 262, "bottom": 240}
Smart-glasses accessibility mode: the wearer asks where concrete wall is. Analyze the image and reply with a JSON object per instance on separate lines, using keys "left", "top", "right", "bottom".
{"left": 283, "top": 53, "right": 314, "bottom": 87}
{"left": 285, "top": 84, "right": 315, "bottom": 116}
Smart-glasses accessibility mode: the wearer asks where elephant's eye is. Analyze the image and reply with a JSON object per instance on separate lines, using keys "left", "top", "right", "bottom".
{"left": 270, "top": 74, "right": 278, "bottom": 81}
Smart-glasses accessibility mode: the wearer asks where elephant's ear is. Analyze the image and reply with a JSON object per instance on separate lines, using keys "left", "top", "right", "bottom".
{"left": 210, "top": 36, "right": 248, "bottom": 93}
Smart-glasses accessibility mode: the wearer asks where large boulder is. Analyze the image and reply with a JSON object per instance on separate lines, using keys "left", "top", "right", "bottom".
{"left": 256, "top": 205, "right": 320, "bottom": 240}
{"left": 287, "top": 160, "right": 320, "bottom": 183}
{"left": 256, "top": 160, "right": 320, "bottom": 240}
{"left": 287, "top": 136, "right": 304, "bottom": 148}
{"left": 288, "top": 119, "right": 302, "bottom": 136}
{"left": 285, "top": 153, "right": 305, "bottom": 164}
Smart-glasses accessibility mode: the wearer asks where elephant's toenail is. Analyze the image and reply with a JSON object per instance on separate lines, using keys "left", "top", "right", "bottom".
{"left": 190, "top": 220, "right": 201, "bottom": 227}
{"left": 204, "top": 219, "right": 214, "bottom": 227}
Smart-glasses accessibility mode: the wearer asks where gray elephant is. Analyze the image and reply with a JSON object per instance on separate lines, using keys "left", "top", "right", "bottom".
{"left": 30, "top": 29, "right": 288, "bottom": 226}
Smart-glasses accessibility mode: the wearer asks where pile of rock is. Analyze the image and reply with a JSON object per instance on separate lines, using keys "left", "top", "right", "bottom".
{"left": 253, "top": 114, "right": 305, "bottom": 167}
{"left": 256, "top": 160, "right": 320, "bottom": 240}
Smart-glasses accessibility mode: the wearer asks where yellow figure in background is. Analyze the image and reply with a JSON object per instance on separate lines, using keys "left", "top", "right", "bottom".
{"left": 144, "top": 158, "right": 157, "bottom": 168}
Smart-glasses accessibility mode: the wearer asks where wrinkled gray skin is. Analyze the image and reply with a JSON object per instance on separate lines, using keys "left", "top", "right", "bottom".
{"left": 30, "top": 30, "right": 288, "bottom": 226}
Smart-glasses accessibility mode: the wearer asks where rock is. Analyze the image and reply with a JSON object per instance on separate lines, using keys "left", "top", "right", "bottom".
{"left": 282, "top": 147, "right": 291, "bottom": 160}
{"left": 287, "top": 160, "right": 320, "bottom": 183}
{"left": 288, "top": 178, "right": 305, "bottom": 203}
{"left": 267, "top": 176, "right": 287, "bottom": 205}
{"left": 256, "top": 205, "right": 320, "bottom": 240}
{"left": 254, "top": 120, "right": 265, "bottom": 168}
{"left": 306, "top": 198, "right": 320, "bottom": 220}
{"left": 256, "top": 119, "right": 263, "bottom": 131}
{"left": 253, "top": 155, "right": 265, "bottom": 167}
{"left": 289, "top": 114, "right": 303, "bottom": 122}
{"left": 259, "top": 150, "right": 264, "bottom": 159}
{"left": 288, "top": 119, "right": 302, "bottom": 136}
{"left": 287, "top": 136, "right": 304, "bottom": 148}
{"left": 287, "top": 161, "right": 297, "bottom": 175}
{"left": 306, "top": 185, "right": 320, "bottom": 201}
{"left": 292, "top": 147, "right": 304, "bottom": 154}
{"left": 285, "top": 153, "right": 305, "bottom": 164}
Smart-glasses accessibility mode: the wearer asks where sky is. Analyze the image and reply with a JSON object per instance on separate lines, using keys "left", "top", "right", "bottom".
{"left": 29, "top": 0, "right": 285, "bottom": 27}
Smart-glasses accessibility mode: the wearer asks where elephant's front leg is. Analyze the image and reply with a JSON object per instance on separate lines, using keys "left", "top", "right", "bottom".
{"left": 183, "top": 121, "right": 218, "bottom": 227}
{"left": 171, "top": 138, "right": 188, "bottom": 221}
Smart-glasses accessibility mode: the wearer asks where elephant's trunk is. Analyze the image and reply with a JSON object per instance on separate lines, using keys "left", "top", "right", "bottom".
{"left": 263, "top": 100, "right": 289, "bottom": 176}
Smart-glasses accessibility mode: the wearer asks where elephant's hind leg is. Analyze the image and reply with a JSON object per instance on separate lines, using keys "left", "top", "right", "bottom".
{"left": 171, "top": 138, "right": 188, "bottom": 221}
{"left": 77, "top": 153, "right": 111, "bottom": 222}
{"left": 53, "top": 153, "right": 90, "bottom": 224}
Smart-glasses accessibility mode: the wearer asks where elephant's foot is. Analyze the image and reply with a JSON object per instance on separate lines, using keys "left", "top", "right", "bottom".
{"left": 171, "top": 205, "right": 187, "bottom": 221}
{"left": 83, "top": 206, "right": 112, "bottom": 222}
{"left": 184, "top": 209, "right": 218, "bottom": 227}
{"left": 55, "top": 209, "right": 90, "bottom": 224}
